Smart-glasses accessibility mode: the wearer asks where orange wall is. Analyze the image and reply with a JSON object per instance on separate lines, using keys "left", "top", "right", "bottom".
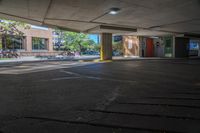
{"left": 146, "top": 38, "right": 154, "bottom": 57}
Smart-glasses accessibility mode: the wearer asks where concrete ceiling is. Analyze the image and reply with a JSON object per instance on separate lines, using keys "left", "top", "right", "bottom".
{"left": 0, "top": 0, "right": 200, "bottom": 35}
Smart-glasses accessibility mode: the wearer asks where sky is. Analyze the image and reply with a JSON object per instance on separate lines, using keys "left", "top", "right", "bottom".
{"left": 30, "top": 25, "right": 100, "bottom": 44}
{"left": 88, "top": 34, "right": 100, "bottom": 44}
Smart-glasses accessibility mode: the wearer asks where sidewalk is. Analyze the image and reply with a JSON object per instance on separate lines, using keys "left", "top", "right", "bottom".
{"left": 0, "top": 56, "right": 199, "bottom": 64}
{"left": 0, "top": 56, "right": 45, "bottom": 63}
{"left": 0, "top": 56, "right": 100, "bottom": 64}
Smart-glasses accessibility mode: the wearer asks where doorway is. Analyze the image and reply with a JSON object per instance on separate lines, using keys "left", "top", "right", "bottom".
{"left": 146, "top": 38, "right": 154, "bottom": 57}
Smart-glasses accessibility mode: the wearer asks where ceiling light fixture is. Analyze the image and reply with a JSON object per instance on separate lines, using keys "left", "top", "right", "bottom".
{"left": 108, "top": 8, "right": 121, "bottom": 15}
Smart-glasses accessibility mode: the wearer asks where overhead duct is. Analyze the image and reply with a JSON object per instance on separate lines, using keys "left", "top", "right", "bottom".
{"left": 184, "top": 33, "right": 200, "bottom": 38}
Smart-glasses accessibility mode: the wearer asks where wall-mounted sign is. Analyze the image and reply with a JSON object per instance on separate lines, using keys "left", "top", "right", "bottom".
{"left": 128, "top": 40, "right": 133, "bottom": 49}
{"left": 113, "top": 35, "right": 122, "bottom": 42}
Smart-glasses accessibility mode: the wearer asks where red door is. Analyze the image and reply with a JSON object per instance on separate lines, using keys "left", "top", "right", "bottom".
{"left": 146, "top": 38, "right": 154, "bottom": 57}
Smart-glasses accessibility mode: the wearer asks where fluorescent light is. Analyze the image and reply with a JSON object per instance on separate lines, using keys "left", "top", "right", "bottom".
{"left": 31, "top": 25, "right": 48, "bottom": 30}
{"left": 108, "top": 8, "right": 121, "bottom": 15}
{"left": 109, "top": 11, "right": 118, "bottom": 15}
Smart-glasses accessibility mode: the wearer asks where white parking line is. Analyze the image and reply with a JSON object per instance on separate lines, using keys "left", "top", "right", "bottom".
{"left": 60, "top": 70, "right": 136, "bottom": 83}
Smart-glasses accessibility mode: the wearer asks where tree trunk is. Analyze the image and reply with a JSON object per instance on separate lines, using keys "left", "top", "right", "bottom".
{"left": 0, "top": 35, "right": 2, "bottom": 49}
{"left": 79, "top": 44, "right": 82, "bottom": 55}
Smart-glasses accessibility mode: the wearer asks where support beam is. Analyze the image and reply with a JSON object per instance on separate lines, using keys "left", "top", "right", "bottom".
{"left": 100, "top": 33, "right": 112, "bottom": 60}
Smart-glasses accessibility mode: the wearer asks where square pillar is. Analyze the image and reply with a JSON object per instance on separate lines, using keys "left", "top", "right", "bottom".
{"left": 26, "top": 36, "right": 32, "bottom": 52}
{"left": 100, "top": 33, "right": 112, "bottom": 60}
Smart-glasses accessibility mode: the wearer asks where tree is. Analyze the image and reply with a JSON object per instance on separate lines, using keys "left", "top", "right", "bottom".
{"left": 0, "top": 18, "right": 30, "bottom": 49}
{"left": 112, "top": 40, "right": 123, "bottom": 56}
{"left": 55, "top": 29, "right": 97, "bottom": 54}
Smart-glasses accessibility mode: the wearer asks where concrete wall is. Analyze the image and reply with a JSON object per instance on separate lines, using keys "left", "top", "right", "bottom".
{"left": 123, "top": 36, "right": 140, "bottom": 57}
{"left": 153, "top": 38, "right": 164, "bottom": 57}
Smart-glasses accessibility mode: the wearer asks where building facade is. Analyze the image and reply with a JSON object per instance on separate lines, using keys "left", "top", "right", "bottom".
{"left": 123, "top": 35, "right": 200, "bottom": 58}
{"left": 1, "top": 26, "right": 56, "bottom": 56}
{"left": 123, "top": 36, "right": 175, "bottom": 58}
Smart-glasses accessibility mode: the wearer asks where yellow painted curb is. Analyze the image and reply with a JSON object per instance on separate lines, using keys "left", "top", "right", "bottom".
{"left": 78, "top": 59, "right": 112, "bottom": 63}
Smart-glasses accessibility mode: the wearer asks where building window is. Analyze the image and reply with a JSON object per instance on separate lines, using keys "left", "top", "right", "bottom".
{"left": 32, "top": 37, "right": 48, "bottom": 50}
{"left": 1, "top": 35, "right": 24, "bottom": 50}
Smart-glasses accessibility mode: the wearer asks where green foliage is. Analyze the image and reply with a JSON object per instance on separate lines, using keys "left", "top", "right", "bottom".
{"left": 0, "top": 18, "right": 30, "bottom": 50}
{"left": 55, "top": 29, "right": 98, "bottom": 54}
{"left": 112, "top": 40, "right": 123, "bottom": 55}
{"left": 0, "top": 18, "right": 30, "bottom": 36}
{"left": 0, "top": 40, "right": 2, "bottom": 49}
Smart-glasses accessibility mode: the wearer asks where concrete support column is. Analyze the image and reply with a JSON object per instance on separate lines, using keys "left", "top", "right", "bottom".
{"left": 100, "top": 33, "right": 112, "bottom": 60}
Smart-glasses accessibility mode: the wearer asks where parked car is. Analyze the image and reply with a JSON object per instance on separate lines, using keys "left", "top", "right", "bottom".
{"left": 112, "top": 51, "right": 122, "bottom": 56}
{"left": 189, "top": 50, "right": 199, "bottom": 56}
{"left": 82, "top": 51, "right": 100, "bottom": 55}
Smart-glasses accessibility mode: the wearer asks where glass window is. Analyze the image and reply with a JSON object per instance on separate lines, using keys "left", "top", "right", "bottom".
{"left": 1, "top": 35, "right": 24, "bottom": 50}
{"left": 32, "top": 37, "right": 48, "bottom": 50}
{"left": 164, "top": 37, "right": 173, "bottom": 57}
{"left": 189, "top": 40, "right": 199, "bottom": 50}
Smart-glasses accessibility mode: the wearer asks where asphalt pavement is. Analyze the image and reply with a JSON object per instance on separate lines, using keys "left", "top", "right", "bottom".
{"left": 0, "top": 59, "right": 200, "bottom": 133}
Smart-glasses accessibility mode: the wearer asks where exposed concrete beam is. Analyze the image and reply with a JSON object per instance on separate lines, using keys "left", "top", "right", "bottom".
{"left": 149, "top": 18, "right": 200, "bottom": 29}
{"left": 0, "top": 11, "right": 42, "bottom": 25}
{"left": 45, "top": 18, "right": 105, "bottom": 25}
{"left": 45, "top": 18, "right": 139, "bottom": 31}
{"left": 184, "top": 33, "right": 200, "bottom": 39}
{"left": 85, "top": 25, "right": 137, "bottom": 33}
{"left": 42, "top": 0, "right": 53, "bottom": 24}
{"left": 45, "top": 17, "right": 181, "bottom": 34}
{"left": 43, "top": 23, "right": 81, "bottom": 33}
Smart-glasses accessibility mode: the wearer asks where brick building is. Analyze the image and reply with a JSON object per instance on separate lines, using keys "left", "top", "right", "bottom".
{"left": 1, "top": 26, "right": 56, "bottom": 56}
